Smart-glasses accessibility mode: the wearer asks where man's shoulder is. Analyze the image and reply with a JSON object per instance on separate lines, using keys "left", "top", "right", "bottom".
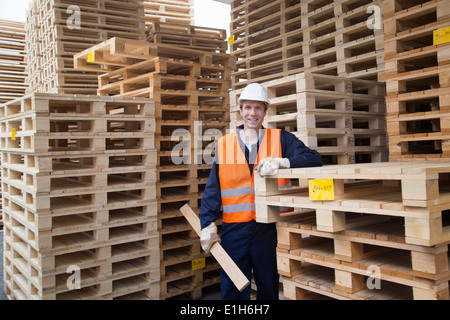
{"left": 278, "top": 128, "right": 296, "bottom": 139}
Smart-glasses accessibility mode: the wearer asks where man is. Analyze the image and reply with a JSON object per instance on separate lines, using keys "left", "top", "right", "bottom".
{"left": 199, "top": 83, "right": 322, "bottom": 300}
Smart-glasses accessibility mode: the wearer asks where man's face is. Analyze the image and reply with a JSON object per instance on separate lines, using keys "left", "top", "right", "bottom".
{"left": 240, "top": 100, "right": 267, "bottom": 132}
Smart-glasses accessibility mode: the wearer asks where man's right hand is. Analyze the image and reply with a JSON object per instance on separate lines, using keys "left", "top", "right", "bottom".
{"left": 200, "top": 222, "right": 221, "bottom": 255}
{"left": 255, "top": 157, "right": 290, "bottom": 176}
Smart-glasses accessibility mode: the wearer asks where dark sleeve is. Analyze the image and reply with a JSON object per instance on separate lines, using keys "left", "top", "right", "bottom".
{"left": 199, "top": 161, "right": 222, "bottom": 229}
{"left": 280, "top": 130, "right": 323, "bottom": 168}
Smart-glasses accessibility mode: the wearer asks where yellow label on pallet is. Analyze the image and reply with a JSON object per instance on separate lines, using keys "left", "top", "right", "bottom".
{"left": 309, "top": 179, "right": 335, "bottom": 201}
{"left": 87, "top": 51, "right": 95, "bottom": 63}
{"left": 192, "top": 258, "right": 206, "bottom": 271}
{"left": 11, "top": 128, "right": 16, "bottom": 141}
{"left": 434, "top": 27, "right": 450, "bottom": 45}
{"left": 228, "top": 36, "right": 235, "bottom": 44}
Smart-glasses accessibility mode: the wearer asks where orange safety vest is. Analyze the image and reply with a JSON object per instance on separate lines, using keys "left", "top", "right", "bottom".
{"left": 217, "top": 128, "right": 293, "bottom": 223}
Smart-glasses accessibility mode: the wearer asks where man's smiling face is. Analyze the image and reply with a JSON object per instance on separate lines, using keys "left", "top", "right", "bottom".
{"left": 240, "top": 100, "right": 267, "bottom": 132}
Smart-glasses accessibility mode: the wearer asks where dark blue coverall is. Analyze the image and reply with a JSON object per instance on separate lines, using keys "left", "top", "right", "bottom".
{"left": 200, "top": 126, "right": 322, "bottom": 300}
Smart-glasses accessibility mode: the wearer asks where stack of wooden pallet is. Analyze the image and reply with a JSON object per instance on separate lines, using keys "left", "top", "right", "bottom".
{"left": 0, "top": 20, "right": 28, "bottom": 104}
{"left": 0, "top": 93, "right": 159, "bottom": 299}
{"left": 230, "top": 0, "right": 385, "bottom": 90}
{"left": 146, "top": 21, "right": 228, "bottom": 53}
{"left": 254, "top": 161, "right": 450, "bottom": 300}
{"left": 144, "top": 0, "right": 194, "bottom": 25}
{"left": 25, "top": 0, "right": 146, "bottom": 95}
{"left": 383, "top": 0, "right": 450, "bottom": 161}
{"left": 75, "top": 37, "right": 233, "bottom": 299}
{"left": 230, "top": 72, "right": 387, "bottom": 165}
{"left": 302, "top": 0, "right": 385, "bottom": 81}
{"left": 230, "top": 0, "right": 304, "bottom": 89}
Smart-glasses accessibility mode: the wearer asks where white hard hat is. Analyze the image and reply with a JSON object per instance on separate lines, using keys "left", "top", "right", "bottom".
{"left": 238, "top": 83, "right": 270, "bottom": 106}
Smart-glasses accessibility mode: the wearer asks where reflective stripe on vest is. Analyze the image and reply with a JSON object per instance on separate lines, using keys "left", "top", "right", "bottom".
{"left": 221, "top": 186, "right": 254, "bottom": 198}
{"left": 218, "top": 129, "right": 293, "bottom": 223}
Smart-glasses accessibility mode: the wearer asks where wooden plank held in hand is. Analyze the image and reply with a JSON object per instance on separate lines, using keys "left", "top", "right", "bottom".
{"left": 179, "top": 204, "right": 250, "bottom": 292}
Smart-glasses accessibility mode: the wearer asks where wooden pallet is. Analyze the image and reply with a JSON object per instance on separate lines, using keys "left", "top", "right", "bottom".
{"left": 3, "top": 222, "right": 161, "bottom": 299}
{"left": 75, "top": 38, "right": 231, "bottom": 299}
{"left": 282, "top": 269, "right": 415, "bottom": 300}
{"left": 154, "top": 86, "right": 226, "bottom": 298}
{"left": 25, "top": 0, "right": 146, "bottom": 95}
{"left": 157, "top": 196, "right": 222, "bottom": 299}
{"left": 230, "top": 73, "right": 387, "bottom": 165}
{"left": 75, "top": 38, "right": 235, "bottom": 75}
{"left": 1, "top": 93, "right": 159, "bottom": 300}
{"left": 74, "top": 37, "right": 154, "bottom": 73}
{"left": 143, "top": 0, "right": 194, "bottom": 25}
{"left": 99, "top": 71, "right": 231, "bottom": 104}
{"left": 383, "top": 0, "right": 449, "bottom": 41}
{"left": 386, "top": 64, "right": 450, "bottom": 97}
{"left": 276, "top": 211, "right": 450, "bottom": 300}
{"left": 301, "top": 0, "right": 385, "bottom": 81}
{"left": 230, "top": 0, "right": 385, "bottom": 89}
{"left": 255, "top": 161, "right": 450, "bottom": 247}
{"left": 382, "top": 0, "right": 450, "bottom": 161}
{"left": 146, "top": 21, "right": 227, "bottom": 53}
{"left": 387, "top": 87, "right": 450, "bottom": 161}
{"left": 230, "top": 0, "right": 304, "bottom": 89}
{"left": 230, "top": 0, "right": 302, "bottom": 48}
{"left": 0, "top": 20, "right": 28, "bottom": 104}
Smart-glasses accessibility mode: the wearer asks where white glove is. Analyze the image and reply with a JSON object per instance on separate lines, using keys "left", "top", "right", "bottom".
{"left": 200, "top": 222, "right": 220, "bottom": 255}
{"left": 255, "top": 157, "right": 290, "bottom": 176}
